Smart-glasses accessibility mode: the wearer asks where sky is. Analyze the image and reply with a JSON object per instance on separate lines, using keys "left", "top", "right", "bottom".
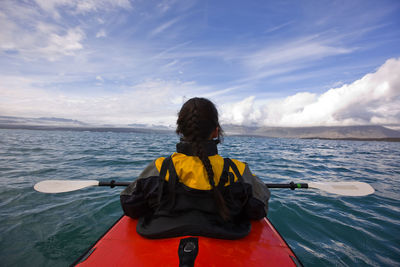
{"left": 0, "top": 0, "right": 400, "bottom": 127}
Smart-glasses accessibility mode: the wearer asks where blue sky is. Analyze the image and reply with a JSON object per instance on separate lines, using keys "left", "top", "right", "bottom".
{"left": 0, "top": 0, "right": 399, "bottom": 127}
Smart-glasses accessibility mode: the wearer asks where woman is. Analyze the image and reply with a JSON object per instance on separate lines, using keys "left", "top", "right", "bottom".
{"left": 120, "top": 97, "right": 270, "bottom": 239}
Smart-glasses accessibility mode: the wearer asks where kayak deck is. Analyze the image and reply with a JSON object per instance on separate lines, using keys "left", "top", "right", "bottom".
{"left": 74, "top": 216, "right": 301, "bottom": 266}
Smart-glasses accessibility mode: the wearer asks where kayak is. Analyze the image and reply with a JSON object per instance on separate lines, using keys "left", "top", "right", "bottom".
{"left": 72, "top": 216, "right": 302, "bottom": 266}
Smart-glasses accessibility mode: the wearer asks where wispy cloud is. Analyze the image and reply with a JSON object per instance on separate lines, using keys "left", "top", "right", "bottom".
{"left": 149, "top": 16, "right": 184, "bottom": 37}
{"left": 157, "top": 0, "right": 179, "bottom": 13}
{"left": 244, "top": 37, "right": 354, "bottom": 71}
{"left": 33, "top": 0, "right": 132, "bottom": 17}
{"left": 96, "top": 29, "right": 106, "bottom": 38}
{"left": 41, "top": 27, "right": 85, "bottom": 61}
{"left": 0, "top": 0, "right": 399, "bottom": 127}
{"left": 264, "top": 21, "right": 294, "bottom": 34}
{"left": 0, "top": 2, "right": 85, "bottom": 61}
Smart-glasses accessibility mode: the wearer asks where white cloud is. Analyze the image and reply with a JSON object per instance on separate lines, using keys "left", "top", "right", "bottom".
{"left": 245, "top": 38, "right": 353, "bottom": 71}
{"left": 150, "top": 16, "right": 183, "bottom": 37}
{"left": 34, "top": 0, "right": 71, "bottom": 18}
{"left": 157, "top": 0, "right": 178, "bottom": 13}
{"left": 40, "top": 27, "right": 85, "bottom": 60}
{"left": 33, "top": 0, "right": 132, "bottom": 17}
{"left": 96, "top": 29, "right": 106, "bottom": 38}
{"left": 0, "top": 78, "right": 203, "bottom": 126}
{"left": 1, "top": 58, "right": 399, "bottom": 127}
{"left": 220, "top": 58, "right": 400, "bottom": 127}
{"left": 75, "top": 0, "right": 132, "bottom": 13}
{"left": 220, "top": 96, "right": 262, "bottom": 125}
{"left": 0, "top": 3, "right": 85, "bottom": 61}
{"left": 0, "top": 0, "right": 131, "bottom": 61}
{"left": 264, "top": 21, "right": 294, "bottom": 33}
{"left": 261, "top": 92, "right": 318, "bottom": 126}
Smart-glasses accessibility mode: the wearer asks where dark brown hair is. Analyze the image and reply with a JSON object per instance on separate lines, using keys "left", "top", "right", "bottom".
{"left": 176, "top": 97, "right": 229, "bottom": 220}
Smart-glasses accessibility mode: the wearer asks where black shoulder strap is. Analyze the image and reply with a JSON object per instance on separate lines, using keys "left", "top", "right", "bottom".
{"left": 222, "top": 158, "right": 230, "bottom": 174}
{"left": 227, "top": 158, "right": 244, "bottom": 183}
{"left": 165, "top": 157, "right": 179, "bottom": 210}
{"left": 227, "top": 159, "right": 249, "bottom": 208}
{"left": 217, "top": 158, "right": 230, "bottom": 190}
{"left": 167, "top": 157, "right": 178, "bottom": 189}
{"left": 156, "top": 155, "right": 179, "bottom": 208}
{"left": 159, "top": 156, "right": 171, "bottom": 180}
{"left": 156, "top": 156, "right": 172, "bottom": 204}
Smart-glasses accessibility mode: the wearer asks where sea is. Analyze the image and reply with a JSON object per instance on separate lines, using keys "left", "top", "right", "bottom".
{"left": 0, "top": 128, "right": 399, "bottom": 266}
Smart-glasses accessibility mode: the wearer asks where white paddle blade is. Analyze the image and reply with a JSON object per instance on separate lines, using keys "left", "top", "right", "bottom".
{"left": 34, "top": 180, "right": 99, "bottom": 193}
{"left": 308, "top": 182, "right": 375, "bottom": 196}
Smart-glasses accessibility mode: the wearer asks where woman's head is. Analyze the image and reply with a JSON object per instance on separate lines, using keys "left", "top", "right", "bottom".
{"left": 176, "top": 97, "right": 223, "bottom": 142}
{"left": 176, "top": 97, "right": 229, "bottom": 221}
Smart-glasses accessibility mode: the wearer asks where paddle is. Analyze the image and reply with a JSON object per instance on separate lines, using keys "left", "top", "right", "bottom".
{"left": 34, "top": 180, "right": 374, "bottom": 196}
{"left": 267, "top": 181, "right": 375, "bottom": 196}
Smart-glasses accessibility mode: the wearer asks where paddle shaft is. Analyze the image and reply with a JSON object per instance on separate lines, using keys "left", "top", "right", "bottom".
{"left": 266, "top": 182, "right": 308, "bottom": 189}
{"left": 99, "top": 181, "right": 131, "bottom": 187}
{"left": 98, "top": 180, "right": 308, "bottom": 189}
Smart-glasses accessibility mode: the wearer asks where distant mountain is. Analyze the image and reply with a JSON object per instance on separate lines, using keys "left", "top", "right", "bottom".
{"left": 0, "top": 116, "right": 173, "bottom": 134}
{"left": 38, "top": 117, "right": 86, "bottom": 124}
{"left": 1, "top": 116, "right": 400, "bottom": 141}
{"left": 223, "top": 124, "right": 400, "bottom": 140}
{"left": 0, "top": 116, "right": 87, "bottom": 126}
{"left": 128, "top": 123, "right": 172, "bottom": 130}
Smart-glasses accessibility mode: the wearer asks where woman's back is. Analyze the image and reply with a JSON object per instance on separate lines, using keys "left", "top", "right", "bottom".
{"left": 120, "top": 97, "right": 270, "bottom": 239}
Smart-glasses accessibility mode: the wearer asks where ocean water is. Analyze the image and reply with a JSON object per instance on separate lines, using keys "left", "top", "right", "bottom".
{"left": 0, "top": 128, "right": 399, "bottom": 266}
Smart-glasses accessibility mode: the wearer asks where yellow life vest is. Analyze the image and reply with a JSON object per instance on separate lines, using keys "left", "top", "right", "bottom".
{"left": 154, "top": 153, "right": 246, "bottom": 190}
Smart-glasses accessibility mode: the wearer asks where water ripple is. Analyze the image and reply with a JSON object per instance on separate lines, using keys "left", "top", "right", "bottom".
{"left": 1, "top": 130, "right": 400, "bottom": 266}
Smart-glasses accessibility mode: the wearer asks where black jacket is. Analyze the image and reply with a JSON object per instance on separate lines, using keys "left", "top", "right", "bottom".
{"left": 120, "top": 141, "right": 270, "bottom": 239}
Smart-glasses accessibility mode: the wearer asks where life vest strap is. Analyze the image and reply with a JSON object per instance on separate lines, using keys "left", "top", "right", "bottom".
{"left": 226, "top": 158, "right": 244, "bottom": 183}
{"left": 156, "top": 156, "right": 172, "bottom": 204}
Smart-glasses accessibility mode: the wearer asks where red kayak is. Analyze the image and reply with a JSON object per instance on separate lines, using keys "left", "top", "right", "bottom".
{"left": 73, "top": 216, "right": 301, "bottom": 266}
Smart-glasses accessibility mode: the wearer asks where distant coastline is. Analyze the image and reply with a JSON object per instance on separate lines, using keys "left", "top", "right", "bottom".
{"left": 0, "top": 124, "right": 173, "bottom": 135}
{"left": 2, "top": 123, "right": 400, "bottom": 142}
{"left": 1, "top": 116, "right": 400, "bottom": 142}
{"left": 301, "top": 137, "right": 400, "bottom": 142}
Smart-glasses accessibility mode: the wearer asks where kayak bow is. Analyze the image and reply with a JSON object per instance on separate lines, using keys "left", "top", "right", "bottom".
{"left": 73, "top": 216, "right": 302, "bottom": 267}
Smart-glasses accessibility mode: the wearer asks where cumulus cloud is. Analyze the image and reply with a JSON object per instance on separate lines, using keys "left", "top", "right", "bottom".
{"left": 221, "top": 58, "right": 400, "bottom": 127}
{"left": 220, "top": 96, "right": 262, "bottom": 125}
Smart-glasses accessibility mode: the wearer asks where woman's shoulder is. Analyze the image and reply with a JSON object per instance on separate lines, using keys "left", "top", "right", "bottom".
{"left": 154, "top": 156, "right": 166, "bottom": 172}
{"left": 229, "top": 157, "right": 246, "bottom": 166}
{"left": 154, "top": 153, "right": 183, "bottom": 172}
{"left": 138, "top": 159, "right": 160, "bottom": 178}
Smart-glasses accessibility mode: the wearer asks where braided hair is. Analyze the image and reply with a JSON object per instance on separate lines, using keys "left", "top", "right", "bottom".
{"left": 176, "top": 97, "right": 230, "bottom": 221}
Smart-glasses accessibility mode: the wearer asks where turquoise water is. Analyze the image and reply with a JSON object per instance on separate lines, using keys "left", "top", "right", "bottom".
{"left": 0, "top": 129, "right": 399, "bottom": 266}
